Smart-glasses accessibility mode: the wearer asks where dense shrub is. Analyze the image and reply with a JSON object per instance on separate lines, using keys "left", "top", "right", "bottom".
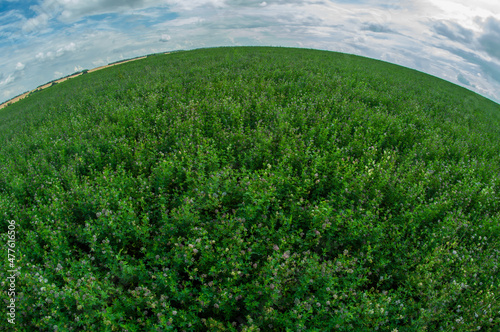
{"left": 1, "top": 47, "right": 499, "bottom": 331}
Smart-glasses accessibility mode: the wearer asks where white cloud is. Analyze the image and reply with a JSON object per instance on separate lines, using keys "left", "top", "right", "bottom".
{"left": 160, "top": 34, "right": 171, "bottom": 42}
{"left": 23, "top": 12, "right": 51, "bottom": 32}
{"left": 166, "top": 0, "right": 226, "bottom": 11}
{"left": 162, "top": 17, "right": 205, "bottom": 27}
{"left": 15, "top": 62, "right": 25, "bottom": 71}
{"left": 0, "top": 74, "right": 15, "bottom": 86}
{"left": 56, "top": 42, "right": 77, "bottom": 56}
{"left": 27, "top": 0, "right": 225, "bottom": 24}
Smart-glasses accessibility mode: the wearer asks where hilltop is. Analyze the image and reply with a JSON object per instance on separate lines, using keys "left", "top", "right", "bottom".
{"left": 1, "top": 47, "right": 499, "bottom": 331}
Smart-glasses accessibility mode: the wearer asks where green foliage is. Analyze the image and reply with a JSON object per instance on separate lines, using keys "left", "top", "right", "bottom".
{"left": 1, "top": 47, "right": 499, "bottom": 331}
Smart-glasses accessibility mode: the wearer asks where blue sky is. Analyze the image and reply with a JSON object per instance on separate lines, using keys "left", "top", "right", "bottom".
{"left": 1, "top": 0, "right": 500, "bottom": 104}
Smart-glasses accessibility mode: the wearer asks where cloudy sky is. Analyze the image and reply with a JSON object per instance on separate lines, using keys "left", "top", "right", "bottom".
{"left": 1, "top": 0, "right": 500, "bottom": 105}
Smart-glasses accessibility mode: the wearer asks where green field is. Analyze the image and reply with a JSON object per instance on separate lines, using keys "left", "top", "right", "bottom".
{"left": 1, "top": 46, "right": 499, "bottom": 331}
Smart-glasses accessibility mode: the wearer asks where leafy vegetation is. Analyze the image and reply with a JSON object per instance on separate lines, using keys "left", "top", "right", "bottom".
{"left": 1, "top": 46, "right": 500, "bottom": 331}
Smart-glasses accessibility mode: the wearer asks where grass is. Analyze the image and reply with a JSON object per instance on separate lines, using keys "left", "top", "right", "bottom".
{"left": 1, "top": 46, "right": 499, "bottom": 331}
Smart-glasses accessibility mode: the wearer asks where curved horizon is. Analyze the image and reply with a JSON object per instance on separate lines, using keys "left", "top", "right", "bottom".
{"left": 2, "top": 46, "right": 499, "bottom": 111}
{"left": 1, "top": 1, "right": 500, "bottom": 105}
